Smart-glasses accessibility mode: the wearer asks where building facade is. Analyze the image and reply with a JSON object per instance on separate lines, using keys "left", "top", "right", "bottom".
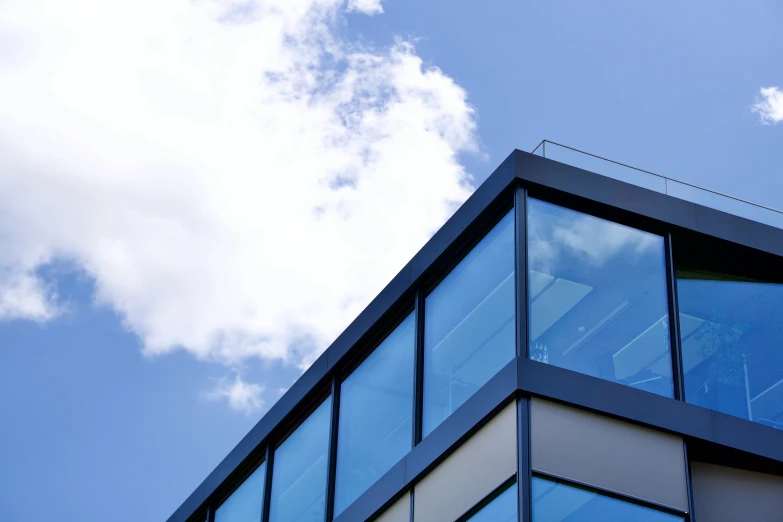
{"left": 168, "top": 142, "right": 783, "bottom": 522}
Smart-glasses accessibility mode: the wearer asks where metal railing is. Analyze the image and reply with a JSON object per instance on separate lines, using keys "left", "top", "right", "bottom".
{"left": 532, "top": 140, "right": 783, "bottom": 229}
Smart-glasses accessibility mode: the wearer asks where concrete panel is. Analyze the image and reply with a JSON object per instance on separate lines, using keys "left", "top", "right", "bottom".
{"left": 531, "top": 399, "right": 687, "bottom": 511}
{"left": 691, "top": 462, "right": 783, "bottom": 522}
{"left": 414, "top": 402, "right": 517, "bottom": 522}
{"left": 374, "top": 492, "right": 410, "bottom": 522}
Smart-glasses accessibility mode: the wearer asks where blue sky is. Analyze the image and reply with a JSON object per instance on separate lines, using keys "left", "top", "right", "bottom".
{"left": 0, "top": 1, "right": 781, "bottom": 521}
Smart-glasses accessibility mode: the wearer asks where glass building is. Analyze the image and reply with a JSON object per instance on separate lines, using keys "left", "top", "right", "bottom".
{"left": 169, "top": 142, "right": 783, "bottom": 522}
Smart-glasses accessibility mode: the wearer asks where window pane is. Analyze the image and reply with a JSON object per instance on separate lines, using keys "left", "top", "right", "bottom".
{"left": 527, "top": 199, "right": 673, "bottom": 397}
{"left": 269, "top": 397, "right": 331, "bottom": 522}
{"left": 215, "top": 461, "right": 266, "bottom": 522}
{"left": 333, "top": 314, "right": 415, "bottom": 516}
{"left": 678, "top": 270, "right": 783, "bottom": 429}
{"left": 532, "top": 477, "right": 683, "bottom": 522}
{"left": 423, "top": 210, "right": 516, "bottom": 436}
{"left": 465, "top": 482, "right": 517, "bottom": 522}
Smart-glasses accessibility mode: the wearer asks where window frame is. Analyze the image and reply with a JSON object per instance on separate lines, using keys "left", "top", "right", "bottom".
{"left": 530, "top": 473, "right": 688, "bottom": 521}
{"left": 523, "top": 190, "right": 680, "bottom": 399}
{"left": 420, "top": 202, "right": 518, "bottom": 438}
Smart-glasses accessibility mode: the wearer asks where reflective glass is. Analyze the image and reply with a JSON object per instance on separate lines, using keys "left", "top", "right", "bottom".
{"left": 423, "top": 210, "right": 515, "bottom": 436}
{"left": 269, "top": 397, "right": 331, "bottom": 522}
{"left": 215, "top": 461, "right": 266, "bottom": 522}
{"left": 333, "top": 314, "right": 415, "bottom": 516}
{"left": 532, "top": 477, "right": 683, "bottom": 522}
{"left": 678, "top": 270, "right": 783, "bottom": 429}
{"left": 466, "top": 482, "right": 517, "bottom": 522}
{"left": 527, "top": 198, "right": 673, "bottom": 397}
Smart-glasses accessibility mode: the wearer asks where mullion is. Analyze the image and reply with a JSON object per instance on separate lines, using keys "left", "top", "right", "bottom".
{"left": 261, "top": 446, "right": 274, "bottom": 522}
{"left": 515, "top": 184, "right": 528, "bottom": 359}
{"left": 517, "top": 397, "right": 532, "bottom": 522}
{"left": 665, "top": 232, "right": 686, "bottom": 402}
{"left": 683, "top": 442, "right": 697, "bottom": 521}
{"left": 325, "top": 378, "right": 341, "bottom": 521}
{"left": 516, "top": 185, "right": 531, "bottom": 522}
{"left": 413, "top": 290, "right": 426, "bottom": 446}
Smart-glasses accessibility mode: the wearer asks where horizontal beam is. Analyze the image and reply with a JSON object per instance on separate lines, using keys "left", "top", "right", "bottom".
{"left": 326, "top": 357, "right": 783, "bottom": 522}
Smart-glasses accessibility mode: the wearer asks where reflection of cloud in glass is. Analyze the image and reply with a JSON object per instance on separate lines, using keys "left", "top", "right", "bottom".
{"left": 529, "top": 201, "right": 658, "bottom": 272}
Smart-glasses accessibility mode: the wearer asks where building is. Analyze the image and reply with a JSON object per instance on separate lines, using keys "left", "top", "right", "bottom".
{"left": 168, "top": 142, "right": 783, "bottom": 522}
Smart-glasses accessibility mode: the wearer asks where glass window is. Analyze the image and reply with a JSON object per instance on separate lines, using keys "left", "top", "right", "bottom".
{"left": 678, "top": 269, "right": 783, "bottom": 429}
{"left": 532, "top": 477, "right": 683, "bottom": 522}
{"left": 423, "top": 210, "right": 516, "bottom": 436}
{"left": 215, "top": 461, "right": 266, "bottom": 522}
{"left": 464, "top": 482, "right": 517, "bottom": 522}
{"left": 527, "top": 198, "right": 673, "bottom": 397}
{"left": 269, "top": 397, "right": 332, "bottom": 522}
{"left": 333, "top": 314, "right": 415, "bottom": 516}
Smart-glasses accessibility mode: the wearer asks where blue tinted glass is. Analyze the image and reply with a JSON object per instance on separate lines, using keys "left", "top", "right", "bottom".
{"left": 678, "top": 271, "right": 783, "bottom": 429}
{"left": 466, "top": 482, "right": 517, "bottom": 522}
{"left": 527, "top": 199, "right": 673, "bottom": 397}
{"left": 269, "top": 397, "right": 331, "bottom": 522}
{"left": 215, "top": 461, "right": 266, "bottom": 522}
{"left": 532, "top": 477, "right": 683, "bottom": 522}
{"left": 423, "top": 211, "right": 515, "bottom": 436}
{"left": 333, "top": 314, "right": 415, "bottom": 516}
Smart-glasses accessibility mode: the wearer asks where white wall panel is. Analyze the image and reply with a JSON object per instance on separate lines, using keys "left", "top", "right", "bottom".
{"left": 691, "top": 462, "right": 783, "bottom": 522}
{"left": 413, "top": 401, "right": 517, "bottom": 522}
{"left": 531, "top": 398, "right": 688, "bottom": 511}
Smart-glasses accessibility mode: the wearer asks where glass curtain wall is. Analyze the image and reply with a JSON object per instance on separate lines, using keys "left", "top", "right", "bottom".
{"left": 214, "top": 461, "right": 267, "bottom": 522}
{"left": 423, "top": 210, "right": 516, "bottom": 436}
{"left": 678, "top": 269, "right": 783, "bottom": 429}
{"left": 527, "top": 198, "right": 674, "bottom": 397}
{"left": 268, "top": 397, "right": 332, "bottom": 522}
{"left": 333, "top": 314, "right": 415, "bottom": 516}
{"left": 532, "top": 477, "right": 683, "bottom": 522}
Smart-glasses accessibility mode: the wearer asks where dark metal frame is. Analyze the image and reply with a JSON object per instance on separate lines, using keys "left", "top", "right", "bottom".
{"left": 664, "top": 232, "right": 686, "bottom": 402}
{"left": 454, "top": 475, "right": 517, "bottom": 522}
{"left": 530, "top": 471, "right": 687, "bottom": 518}
{"left": 325, "top": 378, "right": 341, "bottom": 522}
{"left": 413, "top": 292, "right": 425, "bottom": 447}
{"left": 169, "top": 150, "right": 783, "bottom": 522}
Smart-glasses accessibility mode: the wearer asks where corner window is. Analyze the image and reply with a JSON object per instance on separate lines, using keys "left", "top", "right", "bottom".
{"left": 268, "top": 397, "right": 332, "bottom": 522}
{"left": 423, "top": 210, "right": 516, "bottom": 436}
{"left": 678, "top": 268, "right": 783, "bottom": 428}
{"left": 333, "top": 314, "right": 415, "bottom": 516}
{"left": 527, "top": 198, "right": 673, "bottom": 397}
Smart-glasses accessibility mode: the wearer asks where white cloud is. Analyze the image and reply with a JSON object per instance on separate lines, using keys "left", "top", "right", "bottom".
{"left": 347, "top": 0, "right": 384, "bottom": 15}
{"left": 0, "top": 270, "right": 59, "bottom": 322}
{"left": 0, "top": 0, "right": 477, "bottom": 382}
{"left": 207, "top": 374, "right": 265, "bottom": 415}
{"left": 528, "top": 202, "right": 659, "bottom": 274}
{"left": 752, "top": 86, "right": 783, "bottom": 124}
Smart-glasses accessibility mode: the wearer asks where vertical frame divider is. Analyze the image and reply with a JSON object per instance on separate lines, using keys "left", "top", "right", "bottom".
{"left": 205, "top": 506, "right": 213, "bottom": 522}
{"left": 517, "top": 398, "right": 532, "bottom": 522}
{"left": 261, "top": 446, "right": 274, "bottom": 522}
{"left": 515, "top": 183, "right": 531, "bottom": 522}
{"left": 413, "top": 290, "right": 425, "bottom": 446}
{"left": 325, "top": 378, "right": 341, "bottom": 522}
{"left": 665, "top": 232, "right": 686, "bottom": 401}
{"left": 515, "top": 184, "right": 528, "bottom": 359}
{"left": 683, "top": 442, "right": 697, "bottom": 521}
